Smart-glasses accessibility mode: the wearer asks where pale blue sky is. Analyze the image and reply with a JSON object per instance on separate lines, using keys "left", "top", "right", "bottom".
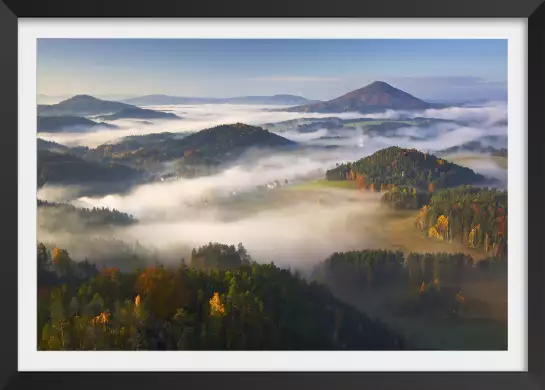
{"left": 37, "top": 39, "right": 507, "bottom": 101}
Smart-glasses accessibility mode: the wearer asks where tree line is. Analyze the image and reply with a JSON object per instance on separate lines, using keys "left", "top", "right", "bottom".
{"left": 38, "top": 199, "right": 137, "bottom": 227}
{"left": 414, "top": 186, "right": 507, "bottom": 257}
{"left": 314, "top": 249, "right": 506, "bottom": 320}
{"left": 37, "top": 242, "right": 404, "bottom": 351}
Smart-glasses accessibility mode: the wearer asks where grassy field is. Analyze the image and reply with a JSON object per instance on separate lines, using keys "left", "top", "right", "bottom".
{"left": 377, "top": 210, "right": 489, "bottom": 261}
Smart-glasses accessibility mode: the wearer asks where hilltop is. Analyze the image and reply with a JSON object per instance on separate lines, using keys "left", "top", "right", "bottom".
{"left": 73, "top": 123, "right": 295, "bottom": 179}
{"left": 38, "top": 95, "right": 135, "bottom": 117}
{"left": 37, "top": 94, "right": 179, "bottom": 120}
{"left": 326, "top": 146, "right": 486, "bottom": 191}
{"left": 177, "top": 122, "right": 295, "bottom": 156}
{"left": 284, "top": 81, "right": 437, "bottom": 114}
{"left": 95, "top": 123, "right": 295, "bottom": 164}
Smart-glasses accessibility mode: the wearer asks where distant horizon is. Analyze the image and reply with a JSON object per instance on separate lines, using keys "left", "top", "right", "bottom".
{"left": 37, "top": 39, "right": 507, "bottom": 102}
{"left": 36, "top": 80, "right": 508, "bottom": 106}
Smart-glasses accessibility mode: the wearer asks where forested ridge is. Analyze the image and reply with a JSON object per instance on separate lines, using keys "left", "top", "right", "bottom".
{"left": 38, "top": 150, "right": 141, "bottom": 187}
{"left": 326, "top": 146, "right": 485, "bottom": 192}
{"left": 414, "top": 187, "right": 507, "bottom": 257}
{"left": 38, "top": 200, "right": 137, "bottom": 227}
{"left": 36, "top": 141, "right": 508, "bottom": 350}
{"left": 315, "top": 249, "right": 507, "bottom": 331}
{"left": 37, "top": 241, "right": 507, "bottom": 350}
{"left": 37, "top": 243, "right": 404, "bottom": 350}
{"left": 36, "top": 123, "right": 297, "bottom": 187}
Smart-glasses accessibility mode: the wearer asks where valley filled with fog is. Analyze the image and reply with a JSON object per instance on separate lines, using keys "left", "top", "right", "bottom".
{"left": 37, "top": 100, "right": 507, "bottom": 271}
{"left": 34, "top": 37, "right": 512, "bottom": 352}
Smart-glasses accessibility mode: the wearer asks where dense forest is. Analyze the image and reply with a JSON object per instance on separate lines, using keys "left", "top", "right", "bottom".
{"left": 36, "top": 123, "right": 509, "bottom": 350}
{"left": 315, "top": 249, "right": 506, "bottom": 324}
{"left": 37, "top": 123, "right": 298, "bottom": 187}
{"left": 38, "top": 200, "right": 137, "bottom": 228}
{"left": 38, "top": 238, "right": 156, "bottom": 272}
{"left": 38, "top": 138, "right": 88, "bottom": 155}
{"left": 326, "top": 146, "right": 485, "bottom": 192}
{"left": 380, "top": 186, "right": 432, "bottom": 210}
{"left": 38, "top": 150, "right": 141, "bottom": 187}
{"left": 105, "top": 122, "right": 296, "bottom": 166}
{"left": 38, "top": 241, "right": 507, "bottom": 350}
{"left": 37, "top": 243, "right": 404, "bottom": 350}
{"left": 414, "top": 186, "right": 508, "bottom": 257}
{"left": 38, "top": 115, "right": 117, "bottom": 133}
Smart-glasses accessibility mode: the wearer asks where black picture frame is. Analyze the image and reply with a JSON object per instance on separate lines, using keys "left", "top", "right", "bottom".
{"left": 0, "top": 0, "right": 542, "bottom": 389}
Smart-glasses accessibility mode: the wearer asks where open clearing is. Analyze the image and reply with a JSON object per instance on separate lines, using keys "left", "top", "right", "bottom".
{"left": 377, "top": 210, "right": 489, "bottom": 261}
{"left": 283, "top": 180, "right": 490, "bottom": 261}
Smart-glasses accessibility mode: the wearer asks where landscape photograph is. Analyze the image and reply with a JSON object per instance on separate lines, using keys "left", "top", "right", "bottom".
{"left": 36, "top": 39, "right": 508, "bottom": 351}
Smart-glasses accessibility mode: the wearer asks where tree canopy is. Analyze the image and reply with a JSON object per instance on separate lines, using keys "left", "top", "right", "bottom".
{"left": 326, "top": 146, "right": 485, "bottom": 192}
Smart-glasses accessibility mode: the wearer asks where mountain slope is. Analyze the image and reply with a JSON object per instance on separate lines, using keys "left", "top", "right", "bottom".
{"left": 122, "top": 94, "right": 319, "bottom": 106}
{"left": 175, "top": 122, "right": 296, "bottom": 159}
{"left": 37, "top": 150, "right": 141, "bottom": 187}
{"left": 38, "top": 95, "right": 135, "bottom": 116}
{"left": 97, "top": 107, "right": 180, "bottom": 120}
{"left": 326, "top": 146, "right": 486, "bottom": 191}
{"left": 38, "top": 115, "right": 119, "bottom": 132}
{"left": 87, "top": 123, "right": 296, "bottom": 172}
{"left": 38, "top": 95, "right": 179, "bottom": 119}
{"left": 223, "top": 95, "right": 320, "bottom": 105}
{"left": 285, "top": 81, "right": 436, "bottom": 114}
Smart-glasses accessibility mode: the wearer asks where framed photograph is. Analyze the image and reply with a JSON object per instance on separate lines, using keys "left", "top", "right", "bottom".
{"left": 0, "top": 0, "right": 543, "bottom": 389}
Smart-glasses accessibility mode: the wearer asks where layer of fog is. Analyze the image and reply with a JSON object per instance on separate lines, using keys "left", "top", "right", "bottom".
{"left": 37, "top": 101, "right": 508, "bottom": 268}
{"left": 440, "top": 153, "right": 507, "bottom": 188}
{"left": 37, "top": 104, "right": 366, "bottom": 148}
{"left": 356, "top": 102, "right": 507, "bottom": 127}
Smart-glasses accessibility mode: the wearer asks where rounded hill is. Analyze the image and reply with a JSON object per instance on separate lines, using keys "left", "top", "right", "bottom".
{"left": 326, "top": 146, "right": 486, "bottom": 191}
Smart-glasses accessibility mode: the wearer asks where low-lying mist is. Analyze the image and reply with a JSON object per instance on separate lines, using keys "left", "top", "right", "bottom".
{"left": 37, "top": 101, "right": 508, "bottom": 270}
{"left": 38, "top": 104, "right": 366, "bottom": 148}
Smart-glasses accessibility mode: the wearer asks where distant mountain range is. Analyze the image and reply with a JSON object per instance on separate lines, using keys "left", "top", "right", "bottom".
{"left": 283, "top": 81, "right": 442, "bottom": 114}
{"left": 122, "top": 94, "right": 319, "bottom": 106}
{"left": 37, "top": 95, "right": 181, "bottom": 120}
{"left": 96, "top": 107, "right": 179, "bottom": 121}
